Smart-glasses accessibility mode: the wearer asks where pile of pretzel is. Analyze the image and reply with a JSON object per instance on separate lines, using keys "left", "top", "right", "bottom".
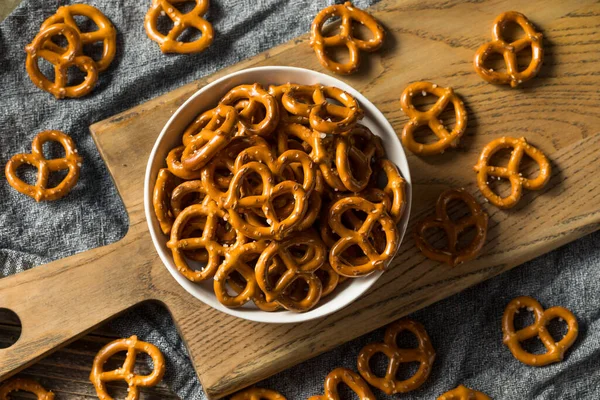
{"left": 153, "top": 82, "right": 406, "bottom": 312}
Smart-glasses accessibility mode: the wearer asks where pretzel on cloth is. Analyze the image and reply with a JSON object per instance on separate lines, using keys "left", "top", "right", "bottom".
{"left": 473, "top": 136, "right": 551, "bottom": 208}
{"left": 357, "top": 319, "right": 435, "bottom": 394}
{"left": 502, "top": 296, "right": 578, "bottom": 366}
{"left": 5, "top": 130, "right": 82, "bottom": 201}
{"left": 90, "top": 335, "right": 165, "bottom": 400}
{"left": 231, "top": 387, "right": 286, "bottom": 400}
{"left": 414, "top": 188, "right": 488, "bottom": 267}
{"left": 40, "top": 4, "right": 117, "bottom": 72}
{"left": 153, "top": 168, "right": 182, "bottom": 234}
{"left": 0, "top": 379, "right": 54, "bottom": 400}
{"left": 144, "top": 0, "right": 214, "bottom": 54}
{"left": 310, "top": 2, "right": 384, "bottom": 75}
{"left": 25, "top": 24, "right": 98, "bottom": 99}
{"left": 400, "top": 82, "right": 467, "bottom": 156}
{"left": 474, "top": 11, "right": 543, "bottom": 87}
{"left": 438, "top": 385, "right": 491, "bottom": 400}
{"left": 334, "top": 124, "right": 382, "bottom": 192}
{"left": 308, "top": 368, "right": 375, "bottom": 400}
{"left": 220, "top": 84, "right": 279, "bottom": 136}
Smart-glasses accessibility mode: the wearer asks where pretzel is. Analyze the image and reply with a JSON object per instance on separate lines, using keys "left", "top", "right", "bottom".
{"left": 167, "top": 146, "right": 203, "bottom": 179}
{"left": 170, "top": 179, "right": 209, "bottom": 217}
{"left": 377, "top": 159, "right": 406, "bottom": 223}
{"left": 181, "top": 105, "right": 238, "bottom": 170}
{"left": 144, "top": 0, "right": 214, "bottom": 54}
{"left": 153, "top": 168, "right": 182, "bottom": 234}
{"left": 473, "top": 136, "right": 551, "bottom": 208}
{"left": 40, "top": 4, "right": 117, "bottom": 72}
{"left": 231, "top": 388, "right": 286, "bottom": 400}
{"left": 334, "top": 124, "right": 381, "bottom": 192}
{"left": 25, "top": 24, "right": 98, "bottom": 99}
{"left": 357, "top": 319, "right": 435, "bottom": 394}
{"left": 414, "top": 188, "right": 488, "bottom": 267}
{"left": 315, "top": 263, "right": 341, "bottom": 298}
{"left": 220, "top": 84, "right": 279, "bottom": 136}
{"left": 328, "top": 197, "right": 399, "bottom": 277}
{"left": 308, "top": 368, "right": 375, "bottom": 400}
{"left": 400, "top": 82, "right": 467, "bottom": 156}
{"left": 5, "top": 130, "right": 82, "bottom": 202}
{"left": 277, "top": 122, "right": 328, "bottom": 163}
{"left": 438, "top": 385, "right": 491, "bottom": 400}
{"left": 90, "top": 335, "right": 165, "bottom": 400}
{"left": 474, "top": 11, "right": 543, "bottom": 87}
{"left": 0, "top": 378, "right": 54, "bottom": 400}
{"left": 310, "top": 86, "right": 363, "bottom": 134}
{"left": 502, "top": 296, "right": 578, "bottom": 366}
{"left": 310, "top": 2, "right": 384, "bottom": 75}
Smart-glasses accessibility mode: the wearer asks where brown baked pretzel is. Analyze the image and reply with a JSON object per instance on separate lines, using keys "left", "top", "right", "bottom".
{"left": 400, "top": 82, "right": 467, "bottom": 156}
{"left": 90, "top": 335, "right": 165, "bottom": 400}
{"left": 438, "top": 385, "right": 491, "bottom": 400}
{"left": 277, "top": 122, "right": 328, "bottom": 163}
{"left": 308, "top": 368, "right": 375, "bottom": 400}
{"left": 167, "top": 146, "right": 203, "bottom": 179}
{"left": 280, "top": 84, "right": 319, "bottom": 125}
{"left": 378, "top": 159, "right": 406, "bottom": 223}
{"left": 25, "top": 24, "right": 98, "bottom": 99}
{"left": 40, "top": 4, "right": 117, "bottom": 72}
{"left": 310, "top": 2, "right": 384, "bottom": 75}
{"left": 474, "top": 11, "right": 543, "bottom": 87}
{"left": 5, "top": 130, "right": 82, "bottom": 202}
{"left": 153, "top": 168, "right": 182, "bottom": 234}
{"left": 315, "top": 263, "right": 341, "bottom": 298}
{"left": 328, "top": 197, "right": 399, "bottom": 277}
{"left": 502, "top": 296, "right": 578, "bottom": 366}
{"left": 144, "top": 0, "right": 214, "bottom": 54}
{"left": 182, "top": 107, "right": 218, "bottom": 146}
{"left": 473, "top": 136, "right": 551, "bottom": 209}
{"left": 231, "top": 387, "right": 287, "bottom": 400}
{"left": 310, "top": 86, "right": 363, "bottom": 134}
{"left": 0, "top": 378, "right": 54, "bottom": 400}
{"left": 170, "top": 179, "right": 210, "bottom": 217}
{"left": 334, "top": 124, "right": 380, "bottom": 192}
{"left": 220, "top": 84, "right": 279, "bottom": 136}
{"left": 357, "top": 319, "right": 436, "bottom": 394}
{"left": 414, "top": 188, "right": 488, "bottom": 267}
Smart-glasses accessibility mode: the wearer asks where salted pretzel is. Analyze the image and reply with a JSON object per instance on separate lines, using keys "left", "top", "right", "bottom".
{"left": 5, "top": 130, "right": 82, "bottom": 202}
{"left": 357, "top": 319, "right": 435, "bottom": 394}
{"left": 220, "top": 84, "right": 279, "bottom": 136}
{"left": 473, "top": 136, "right": 551, "bottom": 208}
{"left": 310, "top": 86, "right": 363, "bottom": 134}
{"left": 25, "top": 24, "right": 98, "bottom": 99}
{"left": 502, "top": 296, "right": 578, "bottom": 366}
{"left": 415, "top": 188, "right": 488, "bottom": 267}
{"left": 438, "top": 385, "right": 491, "bottom": 400}
{"left": 328, "top": 197, "right": 399, "bottom": 277}
{"left": 310, "top": 2, "right": 384, "bottom": 75}
{"left": 40, "top": 4, "right": 117, "bottom": 72}
{"left": 144, "top": 0, "right": 214, "bottom": 54}
{"left": 400, "top": 82, "right": 467, "bottom": 156}
{"left": 231, "top": 388, "right": 286, "bottom": 400}
{"left": 167, "top": 146, "right": 203, "bottom": 179}
{"left": 153, "top": 168, "right": 181, "bottom": 234}
{"left": 90, "top": 335, "right": 165, "bottom": 400}
{"left": 0, "top": 378, "right": 54, "bottom": 400}
{"left": 334, "top": 124, "right": 381, "bottom": 192}
{"left": 474, "top": 11, "right": 543, "bottom": 87}
{"left": 277, "top": 122, "right": 328, "bottom": 163}
{"left": 315, "top": 263, "right": 341, "bottom": 298}
{"left": 309, "top": 368, "right": 375, "bottom": 400}
{"left": 377, "top": 159, "right": 406, "bottom": 223}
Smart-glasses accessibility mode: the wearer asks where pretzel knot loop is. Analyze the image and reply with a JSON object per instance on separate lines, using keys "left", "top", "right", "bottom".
{"left": 437, "top": 385, "right": 491, "bottom": 400}
{"left": 308, "top": 368, "right": 375, "bottom": 400}
{"left": 310, "top": 1, "right": 384, "bottom": 75}
{"left": 90, "top": 335, "right": 166, "bottom": 400}
{"left": 5, "top": 130, "right": 82, "bottom": 202}
{"left": 357, "top": 319, "right": 436, "bottom": 394}
{"left": 414, "top": 188, "right": 488, "bottom": 267}
{"left": 473, "top": 136, "right": 551, "bottom": 209}
{"left": 502, "top": 296, "right": 578, "bottom": 366}
{"left": 0, "top": 378, "right": 54, "bottom": 400}
{"left": 231, "top": 387, "right": 287, "bottom": 400}
{"left": 220, "top": 84, "right": 280, "bottom": 136}
{"left": 400, "top": 82, "right": 467, "bottom": 156}
{"left": 145, "top": 0, "right": 214, "bottom": 54}
{"left": 474, "top": 11, "right": 543, "bottom": 87}
{"left": 334, "top": 125, "right": 381, "bottom": 192}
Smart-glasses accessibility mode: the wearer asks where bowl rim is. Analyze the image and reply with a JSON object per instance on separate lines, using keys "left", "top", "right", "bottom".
{"left": 144, "top": 66, "right": 412, "bottom": 324}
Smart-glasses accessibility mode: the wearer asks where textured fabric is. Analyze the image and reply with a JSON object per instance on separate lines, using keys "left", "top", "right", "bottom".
{"left": 1, "top": 1, "right": 598, "bottom": 399}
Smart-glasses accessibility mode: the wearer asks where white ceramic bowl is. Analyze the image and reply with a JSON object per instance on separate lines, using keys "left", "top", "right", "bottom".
{"left": 144, "top": 66, "right": 412, "bottom": 324}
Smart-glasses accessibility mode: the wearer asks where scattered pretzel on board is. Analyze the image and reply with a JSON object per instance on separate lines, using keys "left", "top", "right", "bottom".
{"left": 0, "top": 378, "right": 54, "bottom": 400}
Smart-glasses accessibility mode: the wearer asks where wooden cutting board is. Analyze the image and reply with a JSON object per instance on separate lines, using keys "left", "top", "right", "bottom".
{"left": 1, "top": 0, "right": 599, "bottom": 398}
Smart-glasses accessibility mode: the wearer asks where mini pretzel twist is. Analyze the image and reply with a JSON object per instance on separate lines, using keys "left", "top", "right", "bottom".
{"left": 438, "top": 385, "right": 491, "bottom": 400}
{"left": 378, "top": 159, "right": 406, "bottom": 223}
{"left": 144, "top": 0, "right": 214, "bottom": 54}
{"left": 310, "top": 86, "right": 363, "bottom": 134}
{"left": 40, "top": 4, "right": 117, "bottom": 72}
{"left": 0, "top": 378, "right": 54, "bottom": 400}
{"left": 357, "top": 319, "right": 436, "bottom": 394}
{"left": 90, "top": 336, "right": 165, "bottom": 400}
{"left": 474, "top": 11, "right": 543, "bottom": 87}
{"left": 502, "top": 296, "right": 578, "bottom": 366}
{"left": 400, "top": 82, "right": 467, "bottom": 156}
{"left": 153, "top": 168, "right": 182, "bottom": 234}
{"left": 231, "top": 387, "right": 287, "bottom": 400}
{"left": 328, "top": 197, "right": 399, "bottom": 277}
{"left": 308, "top": 368, "right": 375, "bottom": 400}
{"left": 473, "top": 136, "right": 551, "bottom": 209}
{"left": 310, "top": 2, "right": 384, "bottom": 75}
{"left": 5, "top": 130, "right": 82, "bottom": 202}
{"left": 25, "top": 24, "right": 98, "bottom": 99}
{"left": 277, "top": 122, "right": 328, "bottom": 163}
{"left": 415, "top": 188, "right": 488, "bottom": 267}
{"left": 220, "top": 84, "right": 280, "bottom": 136}
{"left": 334, "top": 124, "right": 380, "bottom": 192}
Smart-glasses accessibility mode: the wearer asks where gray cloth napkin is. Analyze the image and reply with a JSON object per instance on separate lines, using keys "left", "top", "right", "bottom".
{"left": 1, "top": 1, "right": 598, "bottom": 399}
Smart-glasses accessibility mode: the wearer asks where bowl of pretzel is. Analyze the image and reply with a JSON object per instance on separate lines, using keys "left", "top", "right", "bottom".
{"left": 144, "top": 66, "right": 412, "bottom": 323}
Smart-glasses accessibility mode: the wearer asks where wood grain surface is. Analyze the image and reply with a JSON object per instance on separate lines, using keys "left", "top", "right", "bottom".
{"left": 1, "top": 0, "right": 599, "bottom": 399}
